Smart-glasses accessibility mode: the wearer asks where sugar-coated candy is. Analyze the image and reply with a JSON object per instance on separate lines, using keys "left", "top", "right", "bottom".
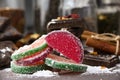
{"left": 17, "top": 47, "right": 52, "bottom": 66}
{"left": 45, "top": 54, "right": 87, "bottom": 72}
{"left": 45, "top": 30, "right": 84, "bottom": 63}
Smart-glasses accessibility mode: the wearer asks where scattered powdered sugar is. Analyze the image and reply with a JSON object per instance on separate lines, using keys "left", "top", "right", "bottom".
{"left": 0, "top": 47, "right": 13, "bottom": 53}
{"left": 32, "top": 70, "right": 58, "bottom": 77}
{"left": 112, "top": 69, "right": 120, "bottom": 73}
{"left": 3, "top": 68, "right": 11, "bottom": 72}
{"left": 15, "top": 70, "right": 58, "bottom": 78}
{"left": 2, "top": 68, "right": 58, "bottom": 78}
{"left": 110, "top": 64, "right": 120, "bottom": 73}
{"left": 85, "top": 66, "right": 112, "bottom": 74}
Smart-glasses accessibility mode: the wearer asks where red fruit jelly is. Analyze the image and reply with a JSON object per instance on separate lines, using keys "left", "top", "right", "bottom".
{"left": 45, "top": 30, "right": 84, "bottom": 63}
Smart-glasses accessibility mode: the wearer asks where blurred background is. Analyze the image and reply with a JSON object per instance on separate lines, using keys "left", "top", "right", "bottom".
{"left": 0, "top": 0, "right": 120, "bottom": 34}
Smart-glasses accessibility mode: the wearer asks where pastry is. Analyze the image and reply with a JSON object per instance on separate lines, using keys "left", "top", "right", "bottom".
{"left": 47, "top": 14, "right": 87, "bottom": 38}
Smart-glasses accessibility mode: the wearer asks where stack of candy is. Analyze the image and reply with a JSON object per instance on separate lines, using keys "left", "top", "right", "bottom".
{"left": 11, "top": 30, "right": 87, "bottom": 74}
{"left": 11, "top": 35, "right": 51, "bottom": 74}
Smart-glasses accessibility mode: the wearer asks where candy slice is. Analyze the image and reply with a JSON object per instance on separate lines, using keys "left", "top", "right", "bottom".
{"left": 16, "top": 60, "right": 44, "bottom": 66}
{"left": 11, "top": 35, "right": 48, "bottom": 60}
{"left": 17, "top": 47, "right": 53, "bottom": 66}
{"left": 45, "top": 30, "right": 84, "bottom": 63}
{"left": 11, "top": 61, "right": 46, "bottom": 74}
{"left": 45, "top": 54, "right": 87, "bottom": 72}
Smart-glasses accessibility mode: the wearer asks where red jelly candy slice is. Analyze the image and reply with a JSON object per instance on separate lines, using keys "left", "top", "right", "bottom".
{"left": 45, "top": 30, "right": 84, "bottom": 63}
{"left": 17, "top": 47, "right": 53, "bottom": 66}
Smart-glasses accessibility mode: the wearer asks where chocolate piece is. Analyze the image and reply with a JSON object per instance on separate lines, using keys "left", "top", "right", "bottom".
{"left": 94, "top": 48, "right": 113, "bottom": 55}
{"left": 83, "top": 52, "right": 119, "bottom": 68}
{"left": 0, "top": 41, "right": 18, "bottom": 52}
{"left": 0, "top": 51, "right": 11, "bottom": 68}
{"left": 47, "top": 18, "right": 87, "bottom": 38}
{"left": 0, "top": 26, "right": 22, "bottom": 42}
{"left": 0, "top": 16, "right": 10, "bottom": 32}
{"left": 0, "top": 41, "right": 18, "bottom": 69}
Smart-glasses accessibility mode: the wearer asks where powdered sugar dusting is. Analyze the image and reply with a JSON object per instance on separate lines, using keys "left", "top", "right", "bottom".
{"left": 85, "top": 66, "right": 112, "bottom": 74}
{"left": 32, "top": 70, "right": 58, "bottom": 77}
{"left": 0, "top": 47, "right": 13, "bottom": 53}
{"left": 2, "top": 68, "right": 58, "bottom": 78}
{"left": 3, "top": 68, "right": 11, "bottom": 72}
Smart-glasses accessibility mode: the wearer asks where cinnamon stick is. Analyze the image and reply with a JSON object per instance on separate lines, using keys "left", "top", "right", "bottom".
{"left": 82, "top": 30, "right": 96, "bottom": 35}
{"left": 81, "top": 30, "right": 97, "bottom": 39}
{"left": 86, "top": 38, "right": 120, "bottom": 55}
{"left": 82, "top": 30, "right": 120, "bottom": 46}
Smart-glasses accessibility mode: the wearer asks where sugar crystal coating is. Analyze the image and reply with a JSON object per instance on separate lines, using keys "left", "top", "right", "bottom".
{"left": 11, "top": 61, "right": 46, "bottom": 74}
{"left": 11, "top": 35, "right": 48, "bottom": 60}
{"left": 11, "top": 35, "right": 51, "bottom": 74}
{"left": 45, "top": 30, "right": 84, "bottom": 63}
{"left": 17, "top": 47, "right": 53, "bottom": 66}
{"left": 45, "top": 54, "right": 87, "bottom": 72}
